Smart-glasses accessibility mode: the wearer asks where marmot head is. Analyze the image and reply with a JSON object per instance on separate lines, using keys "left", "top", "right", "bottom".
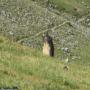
{"left": 43, "top": 32, "right": 52, "bottom": 43}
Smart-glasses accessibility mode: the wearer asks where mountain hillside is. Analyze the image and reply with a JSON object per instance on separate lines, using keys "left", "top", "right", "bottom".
{"left": 0, "top": 0, "right": 90, "bottom": 59}
{"left": 0, "top": 0, "right": 90, "bottom": 90}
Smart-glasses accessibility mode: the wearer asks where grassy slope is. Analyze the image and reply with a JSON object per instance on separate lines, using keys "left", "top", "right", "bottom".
{"left": 0, "top": 36, "right": 90, "bottom": 90}
{"left": 36, "top": 0, "right": 90, "bottom": 16}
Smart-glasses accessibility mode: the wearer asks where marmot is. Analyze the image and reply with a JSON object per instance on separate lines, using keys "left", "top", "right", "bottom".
{"left": 43, "top": 32, "right": 54, "bottom": 57}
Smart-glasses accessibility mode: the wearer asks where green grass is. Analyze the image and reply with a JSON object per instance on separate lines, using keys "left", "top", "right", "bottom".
{"left": 37, "top": 0, "right": 90, "bottom": 16}
{"left": 0, "top": 36, "right": 90, "bottom": 90}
